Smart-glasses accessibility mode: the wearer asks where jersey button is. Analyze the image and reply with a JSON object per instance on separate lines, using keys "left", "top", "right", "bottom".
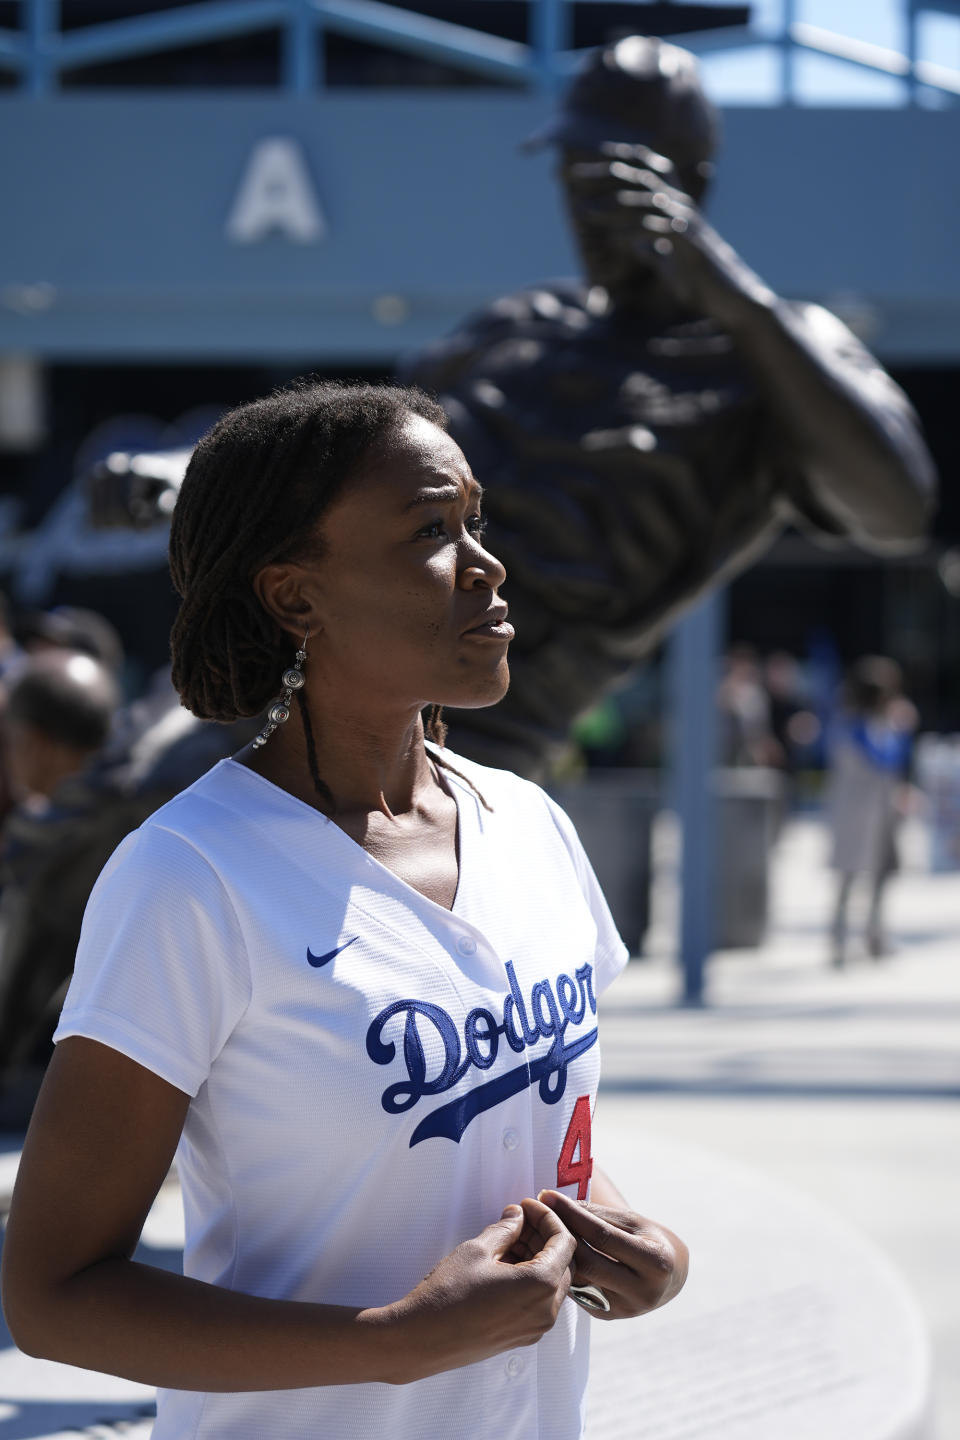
{"left": 456, "top": 934, "right": 478, "bottom": 956}
{"left": 501, "top": 1127, "right": 520, "bottom": 1151}
{"left": 505, "top": 1354, "right": 524, "bottom": 1378}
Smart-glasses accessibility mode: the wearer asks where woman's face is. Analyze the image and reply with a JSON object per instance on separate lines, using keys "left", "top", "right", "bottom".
{"left": 298, "top": 413, "right": 513, "bottom": 715}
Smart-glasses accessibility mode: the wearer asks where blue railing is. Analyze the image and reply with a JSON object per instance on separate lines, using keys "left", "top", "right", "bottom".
{"left": 0, "top": 0, "right": 958, "bottom": 101}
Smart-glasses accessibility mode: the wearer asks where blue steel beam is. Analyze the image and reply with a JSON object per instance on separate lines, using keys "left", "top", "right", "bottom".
{"left": 675, "top": 18, "right": 960, "bottom": 101}
{"left": 25, "top": 0, "right": 58, "bottom": 94}
{"left": 660, "top": 25, "right": 758, "bottom": 56}
{"left": 13, "top": 1, "right": 959, "bottom": 103}
{"left": 671, "top": 588, "right": 725, "bottom": 1008}
{"left": 50, "top": 1, "right": 289, "bottom": 72}
{"left": 315, "top": 0, "right": 532, "bottom": 83}
{"left": 551, "top": 46, "right": 592, "bottom": 76}
{"left": 781, "top": 0, "right": 796, "bottom": 104}
{"left": 284, "top": 0, "right": 319, "bottom": 91}
{"left": 530, "top": 0, "right": 571, "bottom": 91}
{"left": 790, "top": 21, "right": 960, "bottom": 95}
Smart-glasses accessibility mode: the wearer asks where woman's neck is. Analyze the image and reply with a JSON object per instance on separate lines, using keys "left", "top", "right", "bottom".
{"left": 237, "top": 700, "right": 438, "bottom": 820}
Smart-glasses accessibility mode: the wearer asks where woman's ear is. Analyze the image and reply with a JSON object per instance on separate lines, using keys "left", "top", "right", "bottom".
{"left": 253, "top": 562, "right": 320, "bottom": 644}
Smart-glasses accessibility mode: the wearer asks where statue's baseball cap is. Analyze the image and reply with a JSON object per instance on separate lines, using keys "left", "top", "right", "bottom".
{"left": 523, "top": 35, "right": 720, "bottom": 183}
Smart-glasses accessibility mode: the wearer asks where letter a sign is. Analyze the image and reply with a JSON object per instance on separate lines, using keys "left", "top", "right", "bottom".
{"left": 226, "top": 137, "right": 327, "bottom": 244}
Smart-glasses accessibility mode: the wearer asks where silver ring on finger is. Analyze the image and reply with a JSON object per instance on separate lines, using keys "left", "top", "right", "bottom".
{"left": 570, "top": 1283, "right": 611, "bottom": 1314}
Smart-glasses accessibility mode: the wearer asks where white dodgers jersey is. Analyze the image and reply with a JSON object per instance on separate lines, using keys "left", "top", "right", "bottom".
{"left": 56, "top": 749, "right": 629, "bottom": 1440}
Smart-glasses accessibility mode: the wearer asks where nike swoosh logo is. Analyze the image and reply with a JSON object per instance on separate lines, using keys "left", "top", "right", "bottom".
{"left": 306, "top": 936, "right": 358, "bottom": 968}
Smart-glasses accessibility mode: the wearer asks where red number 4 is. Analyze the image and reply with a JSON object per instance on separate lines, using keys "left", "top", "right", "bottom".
{"left": 557, "top": 1095, "right": 593, "bottom": 1200}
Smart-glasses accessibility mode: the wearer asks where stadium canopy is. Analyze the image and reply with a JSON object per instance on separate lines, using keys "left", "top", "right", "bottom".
{"left": 1, "top": 0, "right": 959, "bottom": 362}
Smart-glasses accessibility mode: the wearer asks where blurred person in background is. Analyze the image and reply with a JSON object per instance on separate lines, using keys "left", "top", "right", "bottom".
{"left": 0, "top": 593, "right": 19, "bottom": 831}
{"left": 0, "top": 654, "right": 257, "bottom": 1120}
{"left": 717, "top": 645, "right": 773, "bottom": 767}
{"left": 763, "top": 650, "right": 821, "bottom": 830}
{"left": 825, "top": 656, "right": 917, "bottom": 967}
{"left": 0, "top": 651, "right": 121, "bottom": 1112}
{"left": 14, "top": 606, "right": 125, "bottom": 678}
{"left": 2, "top": 651, "right": 119, "bottom": 815}
{"left": 0, "top": 592, "right": 23, "bottom": 681}
{"left": 764, "top": 651, "right": 822, "bottom": 764}
{"left": 0, "top": 692, "right": 12, "bottom": 838}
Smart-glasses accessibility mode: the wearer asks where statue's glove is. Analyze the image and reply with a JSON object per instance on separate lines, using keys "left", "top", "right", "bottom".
{"left": 85, "top": 448, "right": 189, "bottom": 530}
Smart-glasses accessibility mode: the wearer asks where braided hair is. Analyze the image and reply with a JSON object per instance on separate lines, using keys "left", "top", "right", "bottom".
{"left": 169, "top": 378, "right": 490, "bottom": 808}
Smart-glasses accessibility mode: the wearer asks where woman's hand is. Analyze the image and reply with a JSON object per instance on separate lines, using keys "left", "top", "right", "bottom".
{"left": 532, "top": 1188, "right": 688, "bottom": 1322}
{"left": 3, "top": 1041, "right": 575, "bottom": 1391}
{"left": 382, "top": 1197, "right": 576, "bottom": 1381}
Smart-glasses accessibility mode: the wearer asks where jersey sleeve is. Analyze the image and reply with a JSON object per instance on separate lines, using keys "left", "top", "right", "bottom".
{"left": 541, "top": 791, "right": 630, "bottom": 996}
{"left": 53, "top": 819, "right": 252, "bottom": 1096}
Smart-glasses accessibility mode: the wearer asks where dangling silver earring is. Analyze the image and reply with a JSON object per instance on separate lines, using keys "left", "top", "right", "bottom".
{"left": 252, "top": 630, "right": 309, "bottom": 749}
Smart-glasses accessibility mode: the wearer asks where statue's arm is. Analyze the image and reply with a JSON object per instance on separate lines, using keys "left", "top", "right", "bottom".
{"left": 719, "top": 294, "right": 936, "bottom": 551}
{"left": 567, "top": 146, "right": 937, "bottom": 550}
{"left": 650, "top": 191, "right": 937, "bottom": 549}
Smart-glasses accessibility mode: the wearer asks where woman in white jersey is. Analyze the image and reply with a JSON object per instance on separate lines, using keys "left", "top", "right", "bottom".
{"left": 2, "top": 382, "right": 687, "bottom": 1439}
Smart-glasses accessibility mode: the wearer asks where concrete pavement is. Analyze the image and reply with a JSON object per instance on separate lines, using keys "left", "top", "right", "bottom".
{"left": 590, "top": 815, "right": 960, "bottom": 1438}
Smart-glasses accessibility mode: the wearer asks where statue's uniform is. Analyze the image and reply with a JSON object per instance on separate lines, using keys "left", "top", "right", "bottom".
{"left": 404, "top": 283, "right": 867, "bottom": 775}
{"left": 55, "top": 748, "right": 628, "bottom": 1440}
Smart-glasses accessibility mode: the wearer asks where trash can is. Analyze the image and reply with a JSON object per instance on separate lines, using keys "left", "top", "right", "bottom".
{"left": 915, "top": 733, "right": 960, "bottom": 872}
{"left": 713, "top": 767, "right": 784, "bottom": 948}
{"left": 550, "top": 770, "right": 660, "bottom": 956}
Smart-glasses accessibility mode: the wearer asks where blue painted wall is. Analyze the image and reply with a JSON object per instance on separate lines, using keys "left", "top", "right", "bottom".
{"left": 1, "top": 95, "right": 958, "bottom": 360}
